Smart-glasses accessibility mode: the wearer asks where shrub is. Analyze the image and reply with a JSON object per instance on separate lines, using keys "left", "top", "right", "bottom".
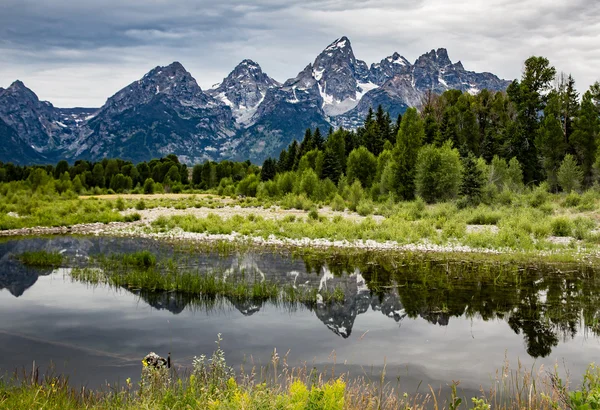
{"left": 123, "top": 213, "right": 141, "bottom": 222}
{"left": 115, "top": 197, "right": 125, "bottom": 211}
{"left": 550, "top": 217, "right": 574, "bottom": 237}
{"left": 135, "top": 200, "right": 146, "bottom": 210}
{"left": 330, "top": 194, "right": 346, "bottom": 212}
{"left": 237, "top": 174, "right": 260, "bottom": 197}
{"left": 299, "top": 169, "right": 319, "bottom": 199}
{"left": 308, "top": 207, "right": 319, "bottom": 220}
{"left": 347, "top": 180, "right": 364, "bottom": 212}
{"left": 356, "top": 199, "right": 374, "bottom": 216}
{"left": 467, "top": 208, "right": 502, "bottom": 225}
{"left": 529, "top": 182, "right": 550, "bottom": 208}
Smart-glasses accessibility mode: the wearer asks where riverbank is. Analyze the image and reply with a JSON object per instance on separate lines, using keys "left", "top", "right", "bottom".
{"left": 2, "top": 191, "right": 600, "bottom": 265}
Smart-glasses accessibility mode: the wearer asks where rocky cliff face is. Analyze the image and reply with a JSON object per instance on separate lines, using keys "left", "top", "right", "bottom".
{"left": 68, "top": 62, "right": 236, "bottom": 164}
{"left": 0, "top": 37, "right": 511, "bottom": 165}
{"left": 207, "top": 59, "right": 280, "bottom": 126}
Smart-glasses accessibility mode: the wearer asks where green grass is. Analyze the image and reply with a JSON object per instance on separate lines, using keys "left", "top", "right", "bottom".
{"left": 17, "top": 250, "right": 63, "bottom": 268}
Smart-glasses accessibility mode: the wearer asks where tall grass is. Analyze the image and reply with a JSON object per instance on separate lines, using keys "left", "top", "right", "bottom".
{"left": 1, "top": 341, "right": 598, "bottom": 409}
{"left": 17, "top": 250, "right": 63, "bottom": 267}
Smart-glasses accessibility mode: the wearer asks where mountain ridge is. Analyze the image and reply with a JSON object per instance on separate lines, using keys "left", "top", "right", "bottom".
{"left": 0, "top": 36, "right": 512, "bottom": 165}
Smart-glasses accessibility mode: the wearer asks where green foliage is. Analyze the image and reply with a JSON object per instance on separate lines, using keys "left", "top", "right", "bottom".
{"left": 17, "top": 251, "right": 63, "bottom": 267}
{"left": 392, "top": 107, "right": 424, "bottom": 200}
{"left": 143, "top": 178, "right": 155, "bottom": 194}
{"left": 330, "top": 194, "right": 346, "bottom": 212}
{"left": 550, "top": 217, "right": 574, "bottom": 237}
{"left": 415, "top": 142, "right": 462, "bottom": 203}
{"left": 236, "top": 174, "right": 260, "bottom": 197}
{"left": 356, "top": 199, "right": 374, "bottom": 216}
{"left": 558, "top": 154, "right": 583, "bottom": 193}
{"left": 346, "top": 146, "right": 377, "bottom": 188}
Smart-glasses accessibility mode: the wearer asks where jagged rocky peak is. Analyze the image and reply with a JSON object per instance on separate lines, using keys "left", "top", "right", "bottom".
{"left": 416, "top": 48, "right": 452, "bottom": 67}
{"left": 369, "top": 52, "right": 412, "bottom": 85}
{"left": 209, "top": 59, "right": 280, "bottom": 125}
{"left": 2, "top": 80, "right": 44, "bottom": 104}
{"left": 101, "top": 61, "right": 210, "bottom": 115}
{"left": 310, "top": 36, "right": 372, "bottom": 116}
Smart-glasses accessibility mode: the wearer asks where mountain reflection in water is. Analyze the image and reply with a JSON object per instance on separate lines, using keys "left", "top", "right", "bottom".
{"left": 1, "top": 236, "right": 599, "bottom": 362}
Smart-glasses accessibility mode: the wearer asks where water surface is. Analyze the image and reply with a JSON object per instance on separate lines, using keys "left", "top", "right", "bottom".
{"left": 1, "top": 236, "right": 599, "bottom": 396}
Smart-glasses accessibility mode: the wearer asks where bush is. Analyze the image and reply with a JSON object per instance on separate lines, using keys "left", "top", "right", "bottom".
{"left": 563, "top": 191, "right": 581, "bottom": 208}
{"left": 466, "top": 208, "right": 502, "bottom": 225}
{"left": 347, "top": 181, "right": 364, "bottom": 212}
{"left": 550, "top": 217, "right": 574, "bottom": 237}
{"left": 308, "top": 207, "right": 319, "bottom": 220}
{"left": 115, "top": 197, "right": 125, "bottom": 211}
{"left": 330, "top": 194, "right": 346, "bottom": 212}
{"left": 529, "top": 182, "right": 550, "bottom": 208}
{"left": 123, "top": 213, "right": 141, "bottom": 222}
{"left": 237, "top": 174, "right": 260, "bottom": 197}
{"left": 356, "top": 199, "right": 374, "bottom": 216}
{"left": 135, "top": 200, "right": 146, "bottom": 210}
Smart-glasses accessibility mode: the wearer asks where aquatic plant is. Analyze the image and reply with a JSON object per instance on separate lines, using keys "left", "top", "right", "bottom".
{"left": 17, "top": 250, "right": 63, "bottom": 268}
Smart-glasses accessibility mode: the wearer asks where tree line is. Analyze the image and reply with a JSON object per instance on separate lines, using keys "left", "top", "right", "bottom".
{"left": 1, "top": 55, "right": 598, "bottom": 205}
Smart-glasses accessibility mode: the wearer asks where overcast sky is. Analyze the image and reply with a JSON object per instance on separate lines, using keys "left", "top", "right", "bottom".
{"left": 1, "top": 0, "right": 598, "bottom": 107}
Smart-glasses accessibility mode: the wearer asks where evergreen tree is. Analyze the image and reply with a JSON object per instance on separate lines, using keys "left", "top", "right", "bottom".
{"left": 321, "top": 148, "right": 342, "bottom": 184}
{"left": 571, "top": 91, "right": 599, "bottom": 187}
{"left": 506, "top": 56, "right": 556, "bottom": 183}
{"left": 558, "top": 73, "right": 579, "bottom": 150}
{"left": 54, "top": 160, "right": 69, "bottom": 179}
{"left": 536, "top": 92, "right": 567, "bottom": 191}
{"left": 287, "top": 140, "right": 299, "bottom": 171}
{"left": 313, "top": 128, "right": 324, "bottom": 151}
{"left": 298, "top": 129, "right": 314, "bottom": 161}
{"left": 260, "top": 157, "right": 277, "bottom": 181}
{"left": 460, "top": 153, "right": 483, "bottom": 204}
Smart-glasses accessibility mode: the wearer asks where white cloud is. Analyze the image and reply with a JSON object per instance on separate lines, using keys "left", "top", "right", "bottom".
{"left": 0, "top": 0, "right": 598, "bottom": 106}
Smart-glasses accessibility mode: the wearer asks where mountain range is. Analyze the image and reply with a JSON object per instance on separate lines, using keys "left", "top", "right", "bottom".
{"left": 0, "top": 36, "right": 511, "bottom": 165}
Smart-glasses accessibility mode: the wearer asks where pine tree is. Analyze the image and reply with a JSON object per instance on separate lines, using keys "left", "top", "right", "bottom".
{"left": 571, "top": 91, "right": 599, "bottom": 187}
{"left": 506, "top": 56, "right": 556, "bottom": 184}
{"left": 321, "top": 148, "right": 342, "bottom": 183}
{"left": 313, "top": 128, "right": 324, "bottom": 151}
{"left": 260, "top": 157, "right": 277, "bottom": 181}
{"left": 536, "top": 92, "right": 567, "bottom": 191}
{"left": 460, "top": 153, "right": 483, "bottom": 205}
{"left": 558, "top": 73, "right": 579, "bottom": 149}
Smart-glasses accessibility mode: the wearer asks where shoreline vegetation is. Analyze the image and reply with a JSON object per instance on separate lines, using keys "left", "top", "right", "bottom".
{"left": 2, "top": 338, "right": 600, "bottom": 409}
{"left": 3, "top": 189, "right": 600, "bottom": 266}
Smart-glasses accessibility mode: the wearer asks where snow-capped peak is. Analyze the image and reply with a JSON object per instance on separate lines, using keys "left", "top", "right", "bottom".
{"left": 325, "top": 36, "right": 351, "bottom": 52}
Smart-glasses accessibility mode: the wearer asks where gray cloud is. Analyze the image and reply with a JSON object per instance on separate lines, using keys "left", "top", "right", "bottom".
{"left": 0, "top": 0, "right": 598, "bottom": 107}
